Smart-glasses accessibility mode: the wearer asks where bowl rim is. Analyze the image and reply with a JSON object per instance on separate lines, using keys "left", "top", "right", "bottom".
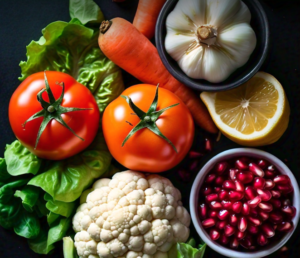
{"left": 190, "top": 148, "right": 300, "bottom": 258}
{"left": 155, "top": 0, "right": 270, "bottom": 92}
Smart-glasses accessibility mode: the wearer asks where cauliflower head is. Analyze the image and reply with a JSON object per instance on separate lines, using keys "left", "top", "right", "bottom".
{"left": 72, "top": 171, "right": 191, "bottom": 258}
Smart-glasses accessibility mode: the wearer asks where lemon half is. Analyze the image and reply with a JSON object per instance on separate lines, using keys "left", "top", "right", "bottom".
{"left": 201, "top": 72, "right": 290, "bottom": 146}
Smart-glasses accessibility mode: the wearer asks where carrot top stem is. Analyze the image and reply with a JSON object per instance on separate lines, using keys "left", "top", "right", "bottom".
{"left": 100, "top": 21, "right": 112, "bottom": 34}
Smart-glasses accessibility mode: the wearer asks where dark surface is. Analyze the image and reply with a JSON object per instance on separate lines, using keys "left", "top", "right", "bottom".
{"left": 0, "top": 0, "right": 300, "bottom": 258}
{"left": 156, "top": 0, "right": 270, "bottom": 92}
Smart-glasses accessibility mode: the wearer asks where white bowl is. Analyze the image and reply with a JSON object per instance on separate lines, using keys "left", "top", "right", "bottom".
{"left": 190, "top": 148, "right": 300, "bottom": 258}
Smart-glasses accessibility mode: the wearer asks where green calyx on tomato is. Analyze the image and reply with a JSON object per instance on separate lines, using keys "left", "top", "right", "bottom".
{"left": 121, "top": 85, "right": 179, "bottom": 152}
{"left": 23, "top": 72, "right": 92, "bottom": 149}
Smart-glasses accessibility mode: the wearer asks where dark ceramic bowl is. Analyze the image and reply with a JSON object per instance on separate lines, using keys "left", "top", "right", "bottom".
{"left": 155, "top": 0, "right": 269, "bottom": 92}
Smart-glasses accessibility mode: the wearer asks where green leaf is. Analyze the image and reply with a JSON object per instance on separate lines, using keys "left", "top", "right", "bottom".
{"left": 4, "top": 141, "right": 42, "bottom": 176}
{"left": 69, "top": 0, "right": 104, "bottom": 25}
{"left": 0, "top": 158, "right": 11, "bottom": 182}
{"left": 14, "top": 210, "right": 40, "bottom": 239}
{"left": 29, "top": 132, "right": 111, "bottom": 202}
{"left": 44, "top": 193, "right": 76, "bottom": 217}
{"left": 19, "top": 21, "right": 124, "bottom": 113}
{"left": 168, "top": 239, "right": 207, "bottom": 258}
{"left": 47, "top": 217, "right": 72, "bottom": 247}
{"left": 0, "top": 179, "right": 29, "bottom": 204}
{"left": 0, "top": 201, "right": 22, "bottom": 229}
{"left": 14, "top": 185, "right": 40, "bottom": 212}
{"left": 63, "top": 237, "right": 79, "bottom": 258}
{"left": 28, "top": 226, "right": 55, "bottom": 255}
{"left": 47, "top": 212, "right": 61, "bottom": 227}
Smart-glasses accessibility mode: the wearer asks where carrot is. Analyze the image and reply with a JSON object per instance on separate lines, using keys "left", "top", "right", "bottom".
{"left": 99, "top": 18, "right": 218, "bottom": 134}
{"left": 133, "top": 0, "right": 166, "bottom": 39}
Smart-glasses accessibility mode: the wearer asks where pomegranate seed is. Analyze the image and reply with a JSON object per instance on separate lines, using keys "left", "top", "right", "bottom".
{"left": 222, "top": 180, "right": 236, "bottom": 190}
{"left": 240, "top": 236, "right": 253, "bottom": 249}
{"left": 210, "top": 201, "right": 222, "bottom": 210}
{"left": 216, "top": 220, "right": 227, "bottom": 230}
{"left": 253, "top": 177, "right": 265, "bottom": 189}
{"left": 229, "top": 191, "right": 244, "bottom": 201}
{"left": 248, "top": 216, "right": 262, "bottom": 226}
{"left": 274, "top": 175, "right": 290, "bottom": 185}
{"left": 221, "top": 200, "right": 233, "bottom": 210}
{"left": 258, "top": 202, "right": 273, "bottom": 213}
{"left": 178, "top": 170, "right": 190, "bottom": 182}
{"left": 202, "top": 218, "right": 216, "bottom": 228}
{"left": 271, "top": 190, "right": 281, "bottom": 198}
{"left": 235, "top": 180, "right": 245, "bottom": 192}
{"left": 230, "top": 214, "right": 238, "bottom": 226}
{"left": 214, "top": 187, "right": 222, "bottom": 193}
{"left": 245, "top": 186, "right": 257, "bottom": 200}
{"left": 199, "top": 203, "right": 207, "bottom": 219}
{"left": 267, "top": 165, "right": 276, "bottom": 171}
{"left": 207, "top": 210, "right": 218, "bottom": 218}
{"left": 282, "top": 199, "right": 291, "bottom": 206}
{"left": 189, "top": 160, "right": 199, "bottom": 171}
{"left": 249, "top": 246, "right": 256, "bottom": 250}
{"left": 281, "top": 206, "right": 296, "bottom": 219}
{"left": 248, "top": 196, "right": 262, "bottom": 208}
{"left": 269, "top": 211, "right": 283, "bottom": 224}
{"left": 242, "top": 203, "right": 251, "bottom": 215}
{"left": 236, "top": 230, "right": 246, "bottom": 240}
{"left": 224, "top": 224, "right": 236, "bottom": 236}
{"left": 258, "top": 159, "right": 268, "bottom": 169}
{"left": 218, "top": 209, "right": 230, "bottom": 220}
{"left": 257, "top": 233, "right": 268, "bottom": 246}
{"left": 248, "top": 224, "right": 259, "bottom": 234}
{"left": 232, "top": 202, "right": 242, "bottom": 213}
{"left": 236, "top": 171, "right": 253, "bottom": 184}
{"left": 250, "top": 207, "right": 259, "bottom": 217}
{"left": 230, "top": 237, "right": 239, "bottom": 249}
{"left": 210, "top": 228, "right": 220, "bottom": 240}
{"left": 259, "top": 211, "right": 270, "bottom": 221}
{"left": 270, "top": 199, "right": 282, "bottom": 209}
{"left": 205, "top": 138, "right": 212, "bottom": 152}
{"left": 205, "top": 173, "right": 216, "bottom": 184}
{"left": 229, "top": 168, "right": 239, "bottom": 180}
{"left": 202, "top": 186, "right": 212, "bottom": 195}
{"left": 277, "top": 184, "right": 293, "bottom": 194}
{"left": 219, "top": 234, "right": 229, "bottom": 245}
{"left": 264, "top": 179, "right": 275, "bottom": 190}
{"left": 219, "top": 190, "right": 229, "bottom": 200}
{"left": 206, "top": 193, "right": 219, "bottom": 202}
{"left": 238, "top": 217, "right": 248, "bottom": 232}
{"left": 261, "top": 223, "right": 275, "bottom": 238}
{"left": 277, "top": 221, "right": 293, "bottom": 232}
{"left": 273, "top": 225, "right": 277, "bottom": 230}
{"left": 215, "top": 176, "right": 225, "bottom": 185}
{"left": 214, "top": 161, "right": 228, "bottom": 175}
{"left": 257, "top": 189, "right": 272, "bottom": 201}
{"left": 235, "top": 159, "right": 249, "bottom": 170}
{"left": 265, "top": 170, "right": 277, "bottom": 179}
{"left": 249, "top": 163, "right": 265, "bottom": 177}
{"left": 189, "top": 151, "right": 204, "bottom": 159}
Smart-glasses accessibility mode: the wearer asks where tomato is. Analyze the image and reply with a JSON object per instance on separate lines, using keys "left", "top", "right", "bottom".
{"left": 102, "top": 84, "right": 194, "bottom": 172}
{"left": 9, "top": 71, "right": 100, "bottom": 160}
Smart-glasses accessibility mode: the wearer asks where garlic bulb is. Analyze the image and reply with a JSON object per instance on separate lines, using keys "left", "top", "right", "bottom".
{"left": 165, "top": 0, "right": 257, "bottom": 83}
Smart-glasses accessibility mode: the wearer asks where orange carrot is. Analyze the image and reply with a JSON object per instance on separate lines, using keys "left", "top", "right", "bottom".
{"left": 133, "top": 0, "right": 166, "bottom": 39}
{"left": 99, "top": 18, "right": 218, "bottom": 134}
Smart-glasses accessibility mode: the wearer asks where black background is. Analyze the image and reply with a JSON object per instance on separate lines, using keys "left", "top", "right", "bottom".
{"left": 0, "top": 0, "right": 300, "bottom": 257}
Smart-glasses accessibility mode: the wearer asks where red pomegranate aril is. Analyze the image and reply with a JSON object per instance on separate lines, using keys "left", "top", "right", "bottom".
{"left": 261, "top": 223, "right": 275, "bottom": 238}
{"left": 216, "top": 220, "right": 227, "bottom": 230}
{"left": 206, "top": 193, "right": 219, "bottom": 203}
{"left": 282, "top": 199, "right": 291, "bottom": 206}
{"left": 235, "top": 180, "right": 245, "bottom": 192}
{"left": 219, "top": 234, "right": 229, "bottom": 245}
{"left": 214, "top": 161, "right": 228, "bottom": 175}
{"left": 274, "top": 175, "right": 290, "bottom": 185}
{"left": 207, "top": 210, "right": 218, "bottom": 218}
{"left": 240, "top": 203, "right": 250, "bottom": 216}
{"left": 202, "top": 186, "right": 212, "bottom": 195}
{"left": 219, "top": 190, "right": 229, "bottom": 200}
{"left": 229, "top": 191, "right": 244, "bottom": 201}
{"left": 189, "top": 160, "right": 199, "bottom": 171}
{"left": 205, "top": 173, "right": 216, "bottom": 184}
{"left": 257, "top": 189, "right": 272, "bottom": 201}
{"left": 210, "top": 201, "right": 222, "bottom": 210}
{"left": 259, "top": 211, "right": 270, "bottom": 221}
{"left": 224, "top": 224, "right": 236, "bottom": 236}
{"left": 202, "top": 218, "right": 216, "bottom": 228}
{"left": 271, "top": 190, "right": 281, "bottom": 198}
{"left": 267, "top": 165, "right": 276, "bottom": 171}
{"left": 248, "top": 196, "right": 262, "bottom": 208}
{"left": 258, "top": 202, "right": 273, "bottom": 213}
{"left": 236, "top": 230, "right": 247, "bottom": 240}
{"left": 223, "top": 180, "right": 236, "bottom": 190}
{"left": 238, "top": 217, "right": 248, "bottom": 232}
{"left": 281, "top": 206, "right": 296, "bottom": 219}
{"left": 230, "top": 214, "right": 238, "bottom": 226}
{"left": 253, "top": 177, "right": 266, "bottom": 189}
{"left": 221, "top": 200, "right": 233, "bottom": 210}
{"left": 232, "top": 201, "right": 242, "bottom": 213}
{"left": 189, "top": 151, "right": 204, "bottom": 159}
{"left": 265, "top": 170, "right": 277, "bottom": 179}
{"left": 250, "top": 207, "right": 259, "bottom": 217}
{"left": 218, "top": 209, "right": 230, "bottom": 220}
{"left": 237, "top": 171, "right": 253, "bottom": 184}
{"left": 240, "top": 236, "right": 253, "bottom": 249}
{"left": 257, "top": 233, "right": 268, "bottom": 246}
{"left": 277, "top": 184, "right": 293, "bottom": 194}
{"left": 215, "top": 176, "right": 225, "bottom": 185}
{"left": 258, "top": 159, "right": 268, "bottom": 169}
{"left": 214, "top": 187, "right": 221, "bottom": 193}
{"left": 264, "top": 179, "right": 275, "bottom": 190}
{"left": 235, "top": 159, "right": 249, "bottom": 170}
{"left": 249, "top": 163, "right": 265, "bottom": 177}
{"left": 269, "top": 211, "right": 283, "bottom": 224}
{"left": 199, "top": 203, "right": 207, "bottom": 219}
{"left": 245, "top": 186, "right": 257, "bottom": 200}
{"left": 248, "top": 216, "right": 262, "bottom": 226}
{"left": 178, "top": 170, "right": 190, "bottom": 182}
{"left": 229, "top": 168, "right": 239, "bottom": 180}
{"left": 230, "top": 237, "right": 239, "bottom": 249}
{"left": 210, "top": 228, "right": 220, "bottom": 240}
{"left": 270, "top": 199, "right": 282, "bottom": 209}
{"left": 205, "top": 138, "right": 212, "bottom": 152}
{"left": 277, "top": 221, "right": 293, "bottom": 232}
{"left": 248, "top": 224, "right": 259, "bottom": 234}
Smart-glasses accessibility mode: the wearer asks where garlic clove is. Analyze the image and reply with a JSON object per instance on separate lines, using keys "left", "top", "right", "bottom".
{"left": 176, "top": 0, "right": 206, "bottom": 26}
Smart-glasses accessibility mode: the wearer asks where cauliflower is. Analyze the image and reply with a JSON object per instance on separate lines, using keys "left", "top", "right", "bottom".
{"left": 72, "top": 171, "right": 191, "bottom": 258}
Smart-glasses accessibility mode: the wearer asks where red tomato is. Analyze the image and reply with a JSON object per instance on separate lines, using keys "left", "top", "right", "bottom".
{"left": 102, "top": 84, "right": 194, "bottom": 172}
{"left": 9, "top": 71, "right": 100, "bottom": 160}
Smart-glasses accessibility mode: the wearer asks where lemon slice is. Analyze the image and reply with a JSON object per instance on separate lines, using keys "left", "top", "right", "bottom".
{"left": 201, "top": 72, "right": 290, "bottom": 146}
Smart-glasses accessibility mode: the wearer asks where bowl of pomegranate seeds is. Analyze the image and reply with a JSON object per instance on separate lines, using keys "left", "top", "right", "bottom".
{"left": 190, "top": 148, "right": 300, "bottom": 258}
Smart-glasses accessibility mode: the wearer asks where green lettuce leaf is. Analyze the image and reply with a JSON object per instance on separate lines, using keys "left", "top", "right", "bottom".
{"left": 169, "top": 239, "right": 207, "bottom": 258}
{"left": 28, "top": 226, "right": 55, "bottom": 255}
{"left": 47, "top": 212, "right": 61, "bottom": 226}
{"left": 44, "top": 193, "right": 76, "bottom": 217}
{"left": 0, "top": 179, "right": 29, "bottom": 204}
{"left": 14, "top": 210, "right": 40, "bottom": 239}
{"left": 4, "top": 141, "right": 41, "bottom": 176}
{"left": 0, "top": 202, "right": 22, "bottom": 229}
{"left": 47, "top": 217, "right": 72, "bottom": 247}
{"left": 63, "top": 237, "right": 79, "bottom": 258}
{"left": 0, "top": 158, "right": 11, "bottom": 182}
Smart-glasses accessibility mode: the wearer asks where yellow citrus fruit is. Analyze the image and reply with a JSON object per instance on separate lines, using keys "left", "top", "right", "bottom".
{"left": 201, "top": 72, "right": 290, "bottom": 146}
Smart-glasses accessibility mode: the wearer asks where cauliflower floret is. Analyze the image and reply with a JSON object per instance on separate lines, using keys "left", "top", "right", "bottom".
{"left": 73, "top": 171, "right": 190, "bottom": 258}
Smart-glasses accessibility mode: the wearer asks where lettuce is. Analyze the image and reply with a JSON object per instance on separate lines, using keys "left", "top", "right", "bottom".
{"left": 169, "top": 239, "right": 207, "bottom": 258}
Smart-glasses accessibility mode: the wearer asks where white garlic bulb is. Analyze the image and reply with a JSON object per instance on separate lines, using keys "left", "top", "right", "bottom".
{"left": 165, "top": 0, "right": 257, "bottom": 83}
